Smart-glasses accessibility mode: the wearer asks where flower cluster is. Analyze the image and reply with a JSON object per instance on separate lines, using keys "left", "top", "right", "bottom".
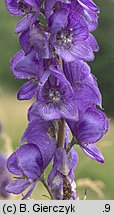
{"left": 5, "top": 0, "right": 109, "bottom": 199}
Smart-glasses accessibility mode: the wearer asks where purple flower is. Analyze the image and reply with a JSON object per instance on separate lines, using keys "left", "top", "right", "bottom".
{"left": 5, "top": 0, "right": 41, "bottom": 16}
{"left": 6, "top": 114, "right": 56, "bottom": 199}
{"left": 19, "top": 23, "right": 52, "bottom": 58}
{"left": 45, "top": 0, "right": 99, "bottom": 31}
{"left": 29, "top": 64, "right": 78, "bottom": 121}
{"left": 45, "top": 0, "right": 71, "bottom": 21}
{"left": 5, "top": 144, "right": 43, "bottom": 199}
{"left": 10, "top": 50, "right": 40, "bottom": 100}
{"left": 83, "top": 9, "right": 98, "bottom": 32}
{"left": 68, "top": 107, "right": 109, "bottom": 163}
{"left": 77, "top": 0, "right": 99, "bottom": 13}
{"left": 48, "top": 147, "right": 78, "bottom": 200}
{"left": 48, "top": 124, "right": 78, "bottom": 200}
{"left": 72, "top": 0, "right": 99, "bottom": 32}
{"left": 15, "top": 11, "right": 39, "bottom": 34}
{"left": 63, "top": 60, "right": 102, "bottom": 114}
{"left": 5, "top": 0, "right": 41, "bottom": 34}
{"left": 21, "top": 115, "right": 57, "bottom": 165}
{"left": 49, "top": 5, "right": 98, "bottom": 62}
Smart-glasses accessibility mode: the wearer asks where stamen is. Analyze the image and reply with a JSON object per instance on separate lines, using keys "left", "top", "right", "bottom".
{"left": 56, "top": 29, "right": 73, "bottom": 49}
{"left": 49, "top": 89, "right": 60, "bottom": 102}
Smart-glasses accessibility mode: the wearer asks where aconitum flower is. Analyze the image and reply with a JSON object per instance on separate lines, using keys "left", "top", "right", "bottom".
{"left": 48, "top": 147, "right": 78, "bottom": 200}
{"left": 45, "top": 0, "right": 99, "bottom": 21}
{"left": 6, "top": 144, "right": 44, "bottom": 199}
{"left": 5, "top": 0, "right": 41, "bottom": 34}
{"left": 6, "top": 129, "right": 56, "bottom": 200}
{"left": 68, "top": 107, "right": 109, "bottom": 162}
{"left": 77, "top": 0, "right": 99, "bottom": 13}
{"left": 70, "top": 0, "right": 99, "bottom": 32}
{"left": 49, "top": 5, "right": 98, "bottom": 62}
{"left": 29, "top": 65, "right": 78, "bottom": 121}
{"left": 15, "top": 1, "right": 99, "bottom": 62}
{"left": 19, "top": 23, "right": 52, "bottom": 59}
{"left": 5, "top": 0, "right": 41, "bottom": 16}
{"left": 21, "top": 115, "right": 57, "bottom": 164}
{"left": 45, "top": 0, "right": 71, "bottom": 21}
{"left": 6, "top": 115, "right": 56, "bottom": 199}
{"left": 45, "top": 0, "right": 99, "bottom": 31}
{"left": 11, "top": 50, "right": 78, "bottom": 114}
{"left": 48, "top": 124, "right": 78, "bottom": 200}
{"left": 63, "top": 60, "right": 102, "bottom": 114}
{"left": 10, "top": 49, "right": 40, "bottom": 100}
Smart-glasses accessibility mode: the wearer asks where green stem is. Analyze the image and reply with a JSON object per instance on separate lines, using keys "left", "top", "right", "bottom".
{"left": 40, "top": 175, "right": 54, "bottom": 200}
{"left": 66, "top": 137, "right": 77, "bottom": 154}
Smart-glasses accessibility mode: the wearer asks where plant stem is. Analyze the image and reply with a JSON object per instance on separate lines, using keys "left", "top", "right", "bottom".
{"left": 66, "top": 137, "right": 77, "bottom": 154}
{"left": 40, "top": 175, "right": 54, "bottom": 200}
{"left": 57, "top": 118, "right": 66, "bottom": 148}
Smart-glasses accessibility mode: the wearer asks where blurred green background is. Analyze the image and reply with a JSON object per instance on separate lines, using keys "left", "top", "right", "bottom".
{"left": 0, "top": 0, "right": 114, "bottom": 200}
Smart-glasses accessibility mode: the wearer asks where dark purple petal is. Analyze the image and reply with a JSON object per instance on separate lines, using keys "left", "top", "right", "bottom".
{"left": 71, "top": 0, "right": 83, "bottom": 14}
{"left": 15, "top": 11, "right": 39, "bottom": 34}
{"left": 64, "top": 59, "right": 90, "bottom": 85}
{"left": 5, "top": 0, "right": 24, "bottom": 16}
{"left": 48, "top": 146, "right": 78, "bottom": 200}
{"left": 5, "top": 179, "right": 31, "bottom": 194}
{"left": 49, "top": 65, "right": 74, "bottom": 98}
{"left": 80, "top": 143, "right": 104, "bottom": 163}
{"left": 48, "top": 171, "right": 63, "bottom": 200}
{"left": 36, "top": 65, "right": 76, "bottom": 121}
{"left": 16, "top": 144, "right": 43, "bottom": 179}
{"left": 37, "top": 69, "right": 51, "bottom": 88}
{"left": 70, "top": 40, "right": 95, "bottom": 61}
{"left": 10, "top": 50, "right": 24, "bottom": 79}
{"left": 21, "top": 118, "right": 56, "bottom": 169}
{"left": 69, "top": 107, "right": 109, "bottom": 145}
{"left": 24, "top": 0, "right": 40, "bottom": 8}
{"left": 83, "top": 10, "right": 98, "bottom": 32}
{"left": 87, "top": 34, "right": 99, "bottom": 52}
{"left": 68, "top": 147, "right": 79, "bottom": 172}
{"left": 63, "top": 60, "right": 102, "bottom": 110}
{"left": 33, "top": 102, "right": 61, "bottom": 121}
{"left": 69, "top": 13, "right": 89, "bottom": 41}
{"left": 19, "top": 30, "right": 30, "bottom": 53}
{"left": 7, "top": 151, "right": 22, "bottom": 176}
{"left": 53, "top": 148, "right": 70, "bottom": 175}
{"left": 56, "top": 39, "right": 95, "bottom": 62}
{"left": 17, "top": 80, "right": 37, "bottom": 100}
{"left": 56, "top": 47, "right": 77, "bottom": 62}
{"left": 7, "top": 144, "right": 43, "bottom": 179}
{"left": 78, "top": 0, "right": 100, "bottom": 13}
{"left": 60, "top": 101, "right": 78, "bottom": 121}
{"left": 45, "top": 0, "right": 62, "bottom": 20}
{"left": 47, "top": 148, "right": 67, "bottom": 200}
{"left": 49, "top": 8, "right": 69, "bottom": 33}
{"left": 29, "top": 25, "right": 51, "bottom": 59}
{"left": 22, "top": 181, "right": 37, "bottom": 200}
{"left": 12, "top": 51, "right": 38, "bottom": 79}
